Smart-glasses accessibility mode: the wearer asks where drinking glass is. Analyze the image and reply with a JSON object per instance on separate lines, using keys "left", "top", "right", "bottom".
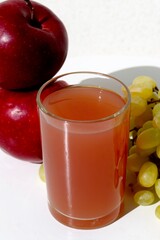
{"left": 37, "top": 71, "right": 131, "bottom": 229}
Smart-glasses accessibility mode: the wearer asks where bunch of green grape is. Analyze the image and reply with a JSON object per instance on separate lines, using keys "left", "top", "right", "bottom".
{"left": 127, "top": 75, "right": 160, "bottom": 219}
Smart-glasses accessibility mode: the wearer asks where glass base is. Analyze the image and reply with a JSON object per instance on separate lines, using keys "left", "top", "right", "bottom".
{"left": 48, "top": 203, "right": 121, "bottom": 229}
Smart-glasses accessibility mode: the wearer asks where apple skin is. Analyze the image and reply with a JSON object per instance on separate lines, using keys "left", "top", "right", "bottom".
{"left": 0, "top": 0, "right": 68, "bottom": 90}
{"left": 0, "top": 80, "right": 68, "bottom": 162}
{"left": 0, "top": 87, "right": 42, "bottom": 162}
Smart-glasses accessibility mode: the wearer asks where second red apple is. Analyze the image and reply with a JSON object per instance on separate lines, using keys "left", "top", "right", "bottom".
{"left": 0, "top": 81, "right": 68, "bottom": 162}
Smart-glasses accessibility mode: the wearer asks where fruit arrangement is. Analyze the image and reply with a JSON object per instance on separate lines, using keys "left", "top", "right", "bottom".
{"left": 39, "top": 75, "right": 160, "bottom": 219}
{"left": 1, "top": 0, "right": 160, "bottom": 223}
{"left": 127, "top": 75, "right": 160, "bottom": 219}
{"left": 0, "top": 0, "right": 68, "bottom": 162}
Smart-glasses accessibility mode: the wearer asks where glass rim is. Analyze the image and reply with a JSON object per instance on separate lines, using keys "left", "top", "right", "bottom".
{"left": 36, "top": 71, "right": 131, "bottom": 123}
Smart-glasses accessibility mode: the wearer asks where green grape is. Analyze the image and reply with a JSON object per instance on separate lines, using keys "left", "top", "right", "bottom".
{"left": 152, "top": 103, "right": 160, "bottom": 117}
{"left": 156, "top": 145, "right": 160, "bottom": 158}
{"left": 152, "top": 113, "right": 160, "bottom": 129}
{"left": 134, "top": 105, "right": 153, "bottom": 128}
{"left": 150, "top": 91, "right": 159, "bottom": 101}
{"left": 129, "top": 145, "right": 137, "bottom": 155}
{"left": 136, "top": 121, "right": 153, "bottom": 137}
{"left": 155, "top": 179, "right": 160, "bottom": 198}
{"left": 137, "top": 127, "right": 144, "bottom": 136}
{"left": 138, "top": 161, "right": 158, "bottom": 188}
{"left": 136, "top": 146, "right": 156, "bottom": 157}
{"left": 134, "top": 190, "right": 155, "bottom": 206}
{"left": 130, "top": 115, "right": 135, "bottom": 130}
{"left": 131, "top": 95, "right": 147, "bottom": 117}
{"left": 142, "top": 120, "right": 153, "bottom": 130}
{"left": 127, "top": 153, "right": 148, "bottom": 172}
{"left": 129, "top": 82, "right": 153, "bottom": 99}
{"left": 155, "top": 205, "right": 160, "bottom": 219}
{"left": 132, "top": 75, "right": 157, "bottom": 88}
{"left": 39, "top": 164, "right": 46, "bottom": 182}
{"left": 136, "top": 127, "right": 160, "bottom": 149}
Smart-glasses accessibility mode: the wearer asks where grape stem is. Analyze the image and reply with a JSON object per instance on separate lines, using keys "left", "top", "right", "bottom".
{"left": 148, "top": 99, "right": 160, "bottom": 105}
{"left": 130, "top": 127, "right": 138, "bottom": 132}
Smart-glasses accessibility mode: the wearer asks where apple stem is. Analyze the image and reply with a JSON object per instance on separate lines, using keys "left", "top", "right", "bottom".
{"left": 24, "top": 0, "right": 34, "bottom": 21}
{"left": 24, "top": 0, "right": 42, "bottom": 28}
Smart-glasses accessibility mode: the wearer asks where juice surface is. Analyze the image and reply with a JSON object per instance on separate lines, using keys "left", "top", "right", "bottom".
{"left": 40, "top": 85, "right": 129, "bottom": 227}
{"left": 42, "top": 86, "right": 125, "bottom": 120}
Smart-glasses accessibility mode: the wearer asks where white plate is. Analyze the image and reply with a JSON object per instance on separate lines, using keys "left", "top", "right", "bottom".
{"left": 1, "top": 56, "right": 160, "bottom": 240}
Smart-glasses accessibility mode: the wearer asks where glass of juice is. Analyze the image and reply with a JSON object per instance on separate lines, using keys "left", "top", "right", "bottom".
{"left": 37, "top": 71, "right": 131, "bottom": 229}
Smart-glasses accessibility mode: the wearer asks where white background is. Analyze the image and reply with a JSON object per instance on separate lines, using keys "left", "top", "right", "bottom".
{"left": 1, "top": 0, "right": 160, "bottom": 239}
{"left": 36, "top": 0, "right": 160, "bottom": 58}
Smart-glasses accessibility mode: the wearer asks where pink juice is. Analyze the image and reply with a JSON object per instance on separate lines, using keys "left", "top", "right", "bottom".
{"left": 40, "top": 85, "right": 130, "bottom": 228}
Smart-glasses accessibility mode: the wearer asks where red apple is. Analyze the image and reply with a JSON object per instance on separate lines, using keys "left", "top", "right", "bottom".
{"left": 0, "top": 80, "right": 68, "bottom": 162}
{"left": 0, "top": 87, "right": 42, "bottom": 162}
{"left": 0, "top": 0, "right": 68, "bottom": 90}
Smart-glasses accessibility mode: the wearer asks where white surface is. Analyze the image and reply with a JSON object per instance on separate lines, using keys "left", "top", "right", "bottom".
{"left": 1, "top": 56, "right": 160, "bottom": 240}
